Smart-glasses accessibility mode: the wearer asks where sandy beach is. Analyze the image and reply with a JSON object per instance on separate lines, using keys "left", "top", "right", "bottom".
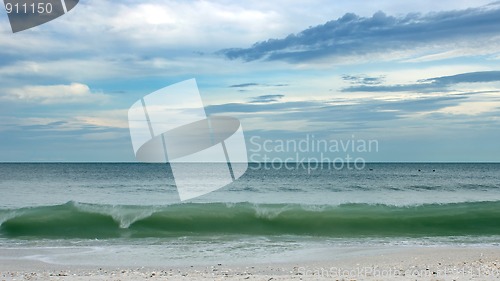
{"left": 1, "top": 246, "right": 499, "bottom": 280}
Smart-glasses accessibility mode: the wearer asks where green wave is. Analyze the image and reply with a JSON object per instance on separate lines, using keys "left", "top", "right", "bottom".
{"left": 1, "top": 201, "right": 500, "bottom": 238}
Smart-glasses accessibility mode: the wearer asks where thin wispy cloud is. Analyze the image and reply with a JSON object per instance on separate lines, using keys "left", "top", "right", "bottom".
{"left": 342, "top": 71, "right": 500, "bottom": 93}
{"left": 229, "top": 83, "right": 289, "bottom": 88}
{"left": 249, "top": 94, "right": 285, "bottom": 103}
{"left": 230, "top": 83, "right": 259, "bottom": 88}
{"left": 206, "top": 94, "right": 469, "bottom": 125}
{"left": 342, "top": 75, "right": 385, "bottom": 85}
{"left": 2, "top": 83, "right": 109, "bottom": 105}
{"left": 220, "top": 6, "right": 500, "bottom": 62}
{"left": 421, "top": 71, "right": 500, "bottom": 85}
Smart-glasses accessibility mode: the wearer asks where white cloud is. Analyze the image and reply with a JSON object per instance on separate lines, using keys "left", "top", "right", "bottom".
{"left": 11, "top": 0, "right": 491, "bottom": 57}
{"left": 46, "top": 0, "right": 287, "bottom": 51}
{"left": 0, "top": 59, "right": 118, "bottom": 81}
{"left": 0, "top": 117, "right": 57, "bottom": 132}
{"left": 404, "top": 50, "right": 472, "bottom": 63}
{"left": 1, "top": 0, "right": 497, "bottom": 59}
{"left": 3, "top": 83, "right": 109, "bottom": 104}
{"left": 436, "top": 91, "right": 500, "bottom": 116}
{"left": 0, "top": 53, "right": 290, "bottom": 82}
{"left": 0, "top": 109, "right": 129, "bottom": 133}
{"left": 75, "top": 109, "right": 129, "bottom": 129}
{"left": 371, "top": 65, "right": 497, "bottom": 86}
{"left": 404, "top": 38, "right": 500, "bottom": 63}
{"left": 0, "top": 1, "right": 291, "bottom": 64}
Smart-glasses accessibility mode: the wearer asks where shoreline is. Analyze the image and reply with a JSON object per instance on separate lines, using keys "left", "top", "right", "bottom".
{"left": 1, "top": 246, "right": 499, "bottom": 280}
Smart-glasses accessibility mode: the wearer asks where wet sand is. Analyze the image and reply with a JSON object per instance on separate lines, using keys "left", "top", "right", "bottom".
{"left": 1, "top": 246, "right": 500, "bottom": 280}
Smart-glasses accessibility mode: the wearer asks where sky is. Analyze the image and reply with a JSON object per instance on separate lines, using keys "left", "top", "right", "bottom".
{"left": 0, "top": 0, "right": 499, "bottom": 162}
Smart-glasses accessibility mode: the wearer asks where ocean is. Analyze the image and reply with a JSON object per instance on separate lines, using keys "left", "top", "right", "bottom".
{"left": 1, "top": 163, "right": 500, "bottom": 267}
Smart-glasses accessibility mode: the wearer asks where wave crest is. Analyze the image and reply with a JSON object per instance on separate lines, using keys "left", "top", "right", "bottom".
{"left": 1, "top": 201, "right": 500, "bottom": 239}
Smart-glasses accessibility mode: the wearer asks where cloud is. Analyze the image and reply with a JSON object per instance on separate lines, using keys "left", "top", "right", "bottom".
{"left": 343, "top": 83, "right": 441, "bottom": 93}
{"left": 487, "top": 1, "right": 500, "bottom": 6}
{"left": 342, "top": 75, "right": 385, "bottom": 85}
{"left": 230, "top": 83, "right": 259, "bottom": 88}
{"left": 342, "top": 71, "right": 500, "bottom": 93}
{"left": 250, "top": 94, "right": 285, "bottom": 103}
{"left": 229, "top": 82, "right": 289, "bottom": 88}
{"left": 0, "top": 1, "right": 286, "bottom": 58}
{"left": 75, "top": 110, "right": 129, "bottom": 129}
{"left": 25, "top": 0, "right": 286, "bottom": 55}
{"left": 219, "top": 6, "right": 500, "bottom": 62}
{"left": 3, "top": 83, "right": 109, "bottom": 104}
{"left": 204, "top": 91, "right": 500, "bottom": 139}
{"left": 421, "top": 71, "right": 500, "bottom": 85}
{"left": 206, "top": 101, "right": 321, "bottom": 114}
{"left": 3, "top": 109, "right": 129, "bottom": 132}
{"left": 0, "top": 59, "right": 124, "bottom": 81}
{"left": 206, "top": 94, "right": 468, "bottom": 126}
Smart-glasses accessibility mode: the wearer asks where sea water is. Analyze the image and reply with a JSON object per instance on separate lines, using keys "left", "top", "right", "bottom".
{"left": 0, "top": 163, "right": 499, "bottom": 266}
